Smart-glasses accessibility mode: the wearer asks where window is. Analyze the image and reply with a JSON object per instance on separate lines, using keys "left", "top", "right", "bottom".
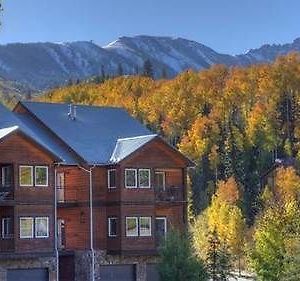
{"left": 35, "top": 166, "right": 48, "bottom": 186}
{"left": 35, "top": 217, "right": 49, "bottom": 238}
{"left": 108, "top": 169, "right": 116, "bottom": 189}
{"left": 125, "top": 169, "right": 137, "bottom": 188}
{"left": 126, "top": 217, "right": 138, "bottom": 237}
{"left": 155, "top": 172, "right": 166, "bottom": 191}
{"left": 2, "top": 218, "right": 13, "bottom": 239}
{"left": 139, "top": 217, "right": 151, "bottom": 237}
{"left": 139, "top": 169, "right": 151, "bottom": 188}
{"left": 19, "top": 166, "right": 33, "bottom": 186}
{"left": 108, "top": 217, "right": 117, "bottom": 237}
{"left": 1, "top": 166, "right": 12, "bottom": 187}
{"left": 20, "top": 217, "right": 33, "bottom": 238}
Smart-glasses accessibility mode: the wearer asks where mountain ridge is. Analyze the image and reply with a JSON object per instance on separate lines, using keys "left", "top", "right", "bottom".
{"left": 0, "top": 35, "right": 299, "bottom": 93}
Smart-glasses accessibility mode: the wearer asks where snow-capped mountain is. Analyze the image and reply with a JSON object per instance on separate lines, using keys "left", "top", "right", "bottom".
{"left": 0, "top": 35, "right": 299, "bottom": 91}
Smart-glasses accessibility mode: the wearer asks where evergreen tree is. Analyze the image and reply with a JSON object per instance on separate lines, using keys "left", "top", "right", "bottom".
{"left": 206, "top": 230, "right": 232, "bottom": 281}
{"left": 161, "top": 67, "right": 168, "bottom": 79}
{"left": 143, "top": 59, "right": 154, "bottom": 78}
{"left": 159, "top": 231, "right": 208, "bottom": 281}
{"left": 117, "top": 63, "right": 124, "bottom": 76}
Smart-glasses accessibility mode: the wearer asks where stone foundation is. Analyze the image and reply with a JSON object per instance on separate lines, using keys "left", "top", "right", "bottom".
{"left": 0, "top": 255, "right": 57, "bottom": 281}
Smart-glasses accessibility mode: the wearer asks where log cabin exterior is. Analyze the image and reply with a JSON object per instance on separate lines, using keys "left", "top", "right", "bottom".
{"left": 0, "top": 101, "right": 193, "bottom": 281}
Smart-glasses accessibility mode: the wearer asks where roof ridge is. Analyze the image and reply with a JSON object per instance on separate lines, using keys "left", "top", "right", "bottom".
{"left": 21, "top": 101, "right": 126, "bottom": 110}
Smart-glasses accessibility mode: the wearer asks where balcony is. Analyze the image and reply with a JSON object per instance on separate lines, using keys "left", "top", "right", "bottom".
{"left": 0, "top": 185, "right": 14, "bottom": 201}
{"left": 155, "top": 186, "right": 184, "bottom": 202}
{"left": 0, "top": 235, "right": 15, "bottom": 252}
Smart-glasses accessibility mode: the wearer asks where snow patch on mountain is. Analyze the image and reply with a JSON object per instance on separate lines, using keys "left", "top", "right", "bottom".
{"left": 0, "top": 35, "right": 299, "bottom": 92}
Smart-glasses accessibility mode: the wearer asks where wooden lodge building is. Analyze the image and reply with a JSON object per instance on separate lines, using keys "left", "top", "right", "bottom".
{"left": 0, "top": 101, "right": 192, "bottom": 281}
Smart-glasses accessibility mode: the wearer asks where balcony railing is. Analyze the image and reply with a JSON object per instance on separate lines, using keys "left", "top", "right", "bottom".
{"left": 0, "top": 235, "right": 15, "bottom": 252}
{"left": 0, "top": 185, "right": 14, "bottom": 201}
{"left": 155, "top": 186, "right": 184, "bottom": 202}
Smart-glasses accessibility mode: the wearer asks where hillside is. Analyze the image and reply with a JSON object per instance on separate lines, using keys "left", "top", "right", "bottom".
{"left": 0, "top": 35, "right": 300, "bottom": 92}
{"left": 40, "top": 53, "right": 300, "bottom": 219}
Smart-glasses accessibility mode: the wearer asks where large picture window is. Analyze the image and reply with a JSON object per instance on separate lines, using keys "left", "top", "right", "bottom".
{"left": 125, "top": 169, "right": 137, "bottom": 188}
{"left": 35, "top": 166, "right": 48, "bottom": 186}
{"left": 108, "top": 169, "right": 116, "bottom": 189}
{"left": 139, "top": 217, "right": 151, "bottom": 236}
{"left": 126, "top": 217, "right": 138, "bottom": 237}
{"left": 19, "top": 166, "right": 33, "bottom": 186}
{"left": 20, "top": 217, "right": 33, "bottom": 238}
{"left": 139, "top": 169, "right": 151, "bottom": 188}
{"left": 35, "top": 217, "right": 49, "bottom": 238}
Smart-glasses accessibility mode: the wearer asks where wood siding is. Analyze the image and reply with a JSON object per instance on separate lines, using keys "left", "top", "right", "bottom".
{"left": 0, "top": 132, "right": 56, "bottom": 254}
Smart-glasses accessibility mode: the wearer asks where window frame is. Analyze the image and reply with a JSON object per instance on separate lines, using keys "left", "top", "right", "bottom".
{"left": 138, "top": 169, "right": 151, "bottom": 189}
{"left": 19, "top": 217, "right": 34, "bottom": 239}
{"left": 35, "top": 166, "right": 49, "bottom": 187}
{"left": 125, "top": 169, "right": 137, "bottom": 189}
{"left": 19, "top": 165, "right": 33, "bottom": 187}
{"left": 139, "top": 216, "right": 152, "bottom": 237}
{"left": 108, "top": 217, "right": 118, "bottom": 237}
{"left": 125, "top": 216, "right": 138, "bottom": 237}
{"left": 108, "top": 169, "right": 117, "bottom": 189}
{"left": 35, "top": 217, "right": 49, "bottom": 238}
{"left": 2, "top": 217, "right": 12, "bottom": 239}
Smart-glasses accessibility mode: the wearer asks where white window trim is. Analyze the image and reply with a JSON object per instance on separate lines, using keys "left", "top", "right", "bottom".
{"left": 125, "top": 169, "right": 137, "bottom": 188}
{"left": 19, "top": 166, "right": 33, "bottom": 187}
{"left": 35, "top": 166, "right": 49, "bottom": 187}
{"left": 139, "top": 216, "right": 152, "bottom": 237}
{"left": 108, "top": 169, "right": 117, "bottom": 189}
{"left": 138, "top": 169, "right": 151, "bottom": 188}
{"left": 156, "top": 217, "right": 167, "bottom": 238}
{"left": 19, "top": 217, "right": 34, "bottom": 238}
{"left": 125, "top": 217, "right": 138, "bottom": 237}
{"left": 19, "top": 165, "right": 33, "bottom": 186}
{"left": 35, "top": 217, "right": 49, "bottom": 238}
{"left": 108, "top": 217, "right": 117, "bottom": 237}
{"left": 155, "top": 171, "right": 166, "bottom": 191}
{"left": 2, "top": 217, "right": 12, "bottom": 239}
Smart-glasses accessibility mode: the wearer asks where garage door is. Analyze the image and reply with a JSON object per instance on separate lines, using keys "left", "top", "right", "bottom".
{"left": 146, "top": 264, "right": 160, "bottom": 281}
{"left": 7, "top": 268, "right": 48, "bottom": 281}
{"left": 99, "top": 264, "right": 135, "bottom": 281}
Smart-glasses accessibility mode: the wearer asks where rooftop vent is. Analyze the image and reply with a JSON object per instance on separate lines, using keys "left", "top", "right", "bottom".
{"left": 68, "top": 104, "right": 77, "bottom": 120}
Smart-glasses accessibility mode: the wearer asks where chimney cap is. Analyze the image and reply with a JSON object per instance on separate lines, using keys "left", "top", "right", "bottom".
{"left": 68, "top": 103, "right": 77, "bottom": 120}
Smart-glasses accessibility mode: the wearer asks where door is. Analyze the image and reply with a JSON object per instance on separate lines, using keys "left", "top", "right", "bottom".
{"left": 59, "top": 255, "right": 75, "bottom": 281}
{"left": 154, "top": 172, "right": 165, "bottom": 191}
{"left": 56, "top": 172, "right": 65, "bottom": 202}
{"left": 155, "top": 217, "right": 167, "bottom": 247}
{"left": 99, "top": 265, "right": 135, "bottom": 281}
{"left": 1, "top": 165, "right": 13, "bottom": 188}
{"left": 7, "top": 268, "right": 48, "bottom": 281}
{"left": 57, "top": 219, "right": 66, "bottom": 249}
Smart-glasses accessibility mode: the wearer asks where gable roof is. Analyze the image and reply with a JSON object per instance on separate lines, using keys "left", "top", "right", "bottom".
{"left": 0, "top": 103, "right": 74, "bottom": 163}
{"left": 18, "top": 102, "right": 155, "bottom": 165}
{"left": 0, "top": 126, "right": 19, "bottom": 140}
{"left": 110, "top": 134, "right": 157, "bottom": 163}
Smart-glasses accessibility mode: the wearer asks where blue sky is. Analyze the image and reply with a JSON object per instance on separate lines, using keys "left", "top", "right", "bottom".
{"left": 1, "top": 0, "right": 299, "bottom": 54}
